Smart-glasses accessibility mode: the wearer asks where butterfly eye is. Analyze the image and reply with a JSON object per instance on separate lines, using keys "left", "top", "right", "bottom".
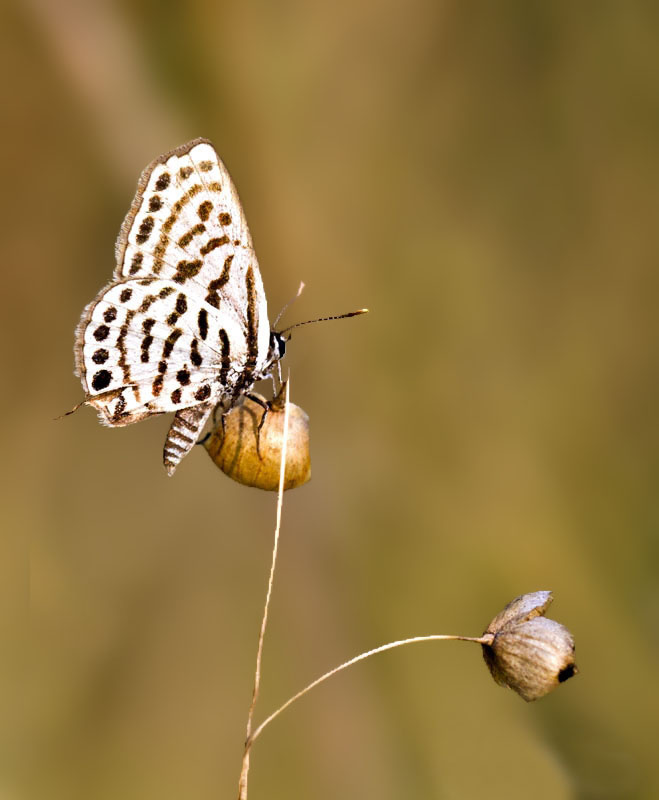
{"left": 270, "top": 331, "right": 287, "bottom": 359}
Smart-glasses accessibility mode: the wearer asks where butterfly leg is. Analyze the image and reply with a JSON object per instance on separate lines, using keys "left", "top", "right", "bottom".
{"left": 245, "top": 392, "right": 270, "bottom": 460}
{"left": 197, "top": 400, "right": 227, "bottom": 447}
{"left": 163, "top": 401, "right": 214, "bottom": 476}
{"left": 211, "top": 401, "right": 224, "bottom": 428}
{"left": 251, "top": 379, "right": 288, "bottom": 459}
{"left": 270, "top": 360, "right": 283, "bottom": 399}
{"left": 54, "top": 397, "right": 87, "bottom": 421}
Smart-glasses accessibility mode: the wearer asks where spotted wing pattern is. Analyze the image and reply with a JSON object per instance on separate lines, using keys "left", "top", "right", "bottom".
{"left": 75, "top": 139, "right": 273, "bottom": 475}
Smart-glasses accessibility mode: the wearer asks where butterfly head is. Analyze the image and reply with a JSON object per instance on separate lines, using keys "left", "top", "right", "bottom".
{"left": 268, "top": 330, "right": 288, "bottom": 363}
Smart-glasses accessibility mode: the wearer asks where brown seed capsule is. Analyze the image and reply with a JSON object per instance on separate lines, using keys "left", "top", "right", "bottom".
{"left": 481, "top": 591, "right": 577, "bottom": 702}
{"left": 204, "top": 390, "right": 311, "bottom": 491}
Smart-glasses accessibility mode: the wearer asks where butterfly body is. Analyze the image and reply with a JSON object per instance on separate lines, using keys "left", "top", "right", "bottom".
{"left": 75, "top": 139, "right": 281, "bottom": 474}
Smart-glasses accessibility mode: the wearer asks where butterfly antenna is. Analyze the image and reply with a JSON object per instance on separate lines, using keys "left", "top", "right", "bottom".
{"left": 273, "top": 282, "right": 306, "bottom": 329}
{"left": 278, "top": 308, "right": 369, "bottom": 336}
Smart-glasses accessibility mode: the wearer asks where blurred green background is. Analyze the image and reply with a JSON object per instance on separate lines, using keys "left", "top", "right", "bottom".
{"left": 4, "top": 1, "right": 659, "bottom": 798}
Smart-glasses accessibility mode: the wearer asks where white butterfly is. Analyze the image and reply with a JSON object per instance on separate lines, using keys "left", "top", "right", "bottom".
{"left": 75, "top": 139, "right": 286, "bottom": 475}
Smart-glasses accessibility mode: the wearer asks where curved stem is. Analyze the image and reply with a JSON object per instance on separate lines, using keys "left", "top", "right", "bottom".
{"left": 247, "top": 632, "right": 492, "bottom": 748}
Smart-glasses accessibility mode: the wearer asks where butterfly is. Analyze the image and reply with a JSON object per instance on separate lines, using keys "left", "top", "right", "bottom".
{"left": 74, "top": 139, "right": 287, "bottom": 475}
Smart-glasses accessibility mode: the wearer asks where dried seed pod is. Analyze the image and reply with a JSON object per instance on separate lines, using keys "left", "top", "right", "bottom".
{"left": 205, "top": 391, "right": 311, "bottom": 491}
{"left": 481, "top": 591, "right": 577, "bottom": 701}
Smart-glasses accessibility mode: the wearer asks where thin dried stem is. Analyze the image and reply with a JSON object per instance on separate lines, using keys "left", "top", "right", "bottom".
{"left": 238, "top": 380, "right": 291, "bottom": 800}
{"left": 247, "top": 633, "right": 491, "bottom": 749}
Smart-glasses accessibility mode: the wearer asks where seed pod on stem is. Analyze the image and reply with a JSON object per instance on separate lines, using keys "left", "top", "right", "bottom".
{"left": 481, "top": 591, "right": 577, "bottom": 701}
{"left": 204, "top": 383, "right": 311, "bottom": 491}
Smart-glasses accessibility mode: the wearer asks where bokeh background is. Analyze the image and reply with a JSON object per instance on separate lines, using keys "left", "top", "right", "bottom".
{"left": 5, "top": 1, "right": 659, "bottom": 798}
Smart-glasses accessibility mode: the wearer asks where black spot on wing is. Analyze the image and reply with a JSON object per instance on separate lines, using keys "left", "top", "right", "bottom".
{"left": 200, "top": 235, "right": 229, "bottom": 256}
{"left": 219, "top": 329, "right": 231, "bottom": 385}
{"left": 234, "top": 266, "right": 259, "bottom": 394}
{"left": 163, "top": 328, "right": 183, "bottom": 358}
{"left": 234, "top": 265, "right": 259, "bottom": 393}
{"left": 190, "top": 339, "right": 202, "bottom": 367}
{"left": 116, "top": 309, "right": 134, "bottom": 383}
{"left": 141, "top": 318, "right": 155, "bottom": 362}
{"left": 245, "top": 266, "right": 259, "bottom": 367}
{"left": 138, "top": 295, "right": 156, "bottom": 313}
{"left": 112, "top": 394, "right": 127, "bottom": 420}
{"left": 205, "top": 255, "right": 234, "bottom": 308}
{"left": 154, "top": 172, "right": 170, "bottom": 191}
{"left": 153, "top": 238, "right": 167, "bottom": 273}
{"left": 198, "top": 200, "right": 213, "bottom": 221}
{"left": 128, "top": 252, "right": 143, "bottom": 275}
{"left": 92, "top": 369, "right": 112, "bottom": 391}
{"left": 152, "top": 374, "right": 164, "bottom": 396}
{"left": 198, "top": 308, "right": 208, "bottom": 340}
{"left": 92, "top": 348, "right": 109, "bottom": 364}
{"left": 141, "top": 335, "right": 153, "bottom": 363}
{"left": 178, "top": 224, "right": 206, "bottom": 248}
{"left": 173, "top": 260, "right": 203, "bottom": 284}
{"left": 135, "top": 216, "right": 155, "bottom": 244}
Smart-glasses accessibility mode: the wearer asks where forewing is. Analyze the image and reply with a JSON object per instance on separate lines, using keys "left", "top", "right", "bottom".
{"left": 114, "top": 138, "right": 269, "bottom": 368}
{"left": 75, "top": 278, "right": 245, "bottom": 426}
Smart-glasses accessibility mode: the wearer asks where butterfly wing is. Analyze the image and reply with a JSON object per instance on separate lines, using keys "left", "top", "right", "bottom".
{"left": 74, "top": 139, "right": 272, "bottom": 473}
{"left": 75, "top": 276, "right": 246, "bottom": 424}
{"left": 114, "top": 138, "right": 269, "bottom": 368}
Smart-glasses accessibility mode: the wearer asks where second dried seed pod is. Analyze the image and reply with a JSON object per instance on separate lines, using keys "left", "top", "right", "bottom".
{"left": 481, "top": 591, "right": 577, "bottom": 702}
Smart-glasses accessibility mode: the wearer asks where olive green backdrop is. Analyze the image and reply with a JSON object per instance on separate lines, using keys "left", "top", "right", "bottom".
{"left": 4, "top": 1, "right": 659, "bottom": 798}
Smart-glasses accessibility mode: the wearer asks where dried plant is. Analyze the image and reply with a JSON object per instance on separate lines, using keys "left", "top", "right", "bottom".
{"left": 231, "top": 383, "right": 578, "bottom": 799}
